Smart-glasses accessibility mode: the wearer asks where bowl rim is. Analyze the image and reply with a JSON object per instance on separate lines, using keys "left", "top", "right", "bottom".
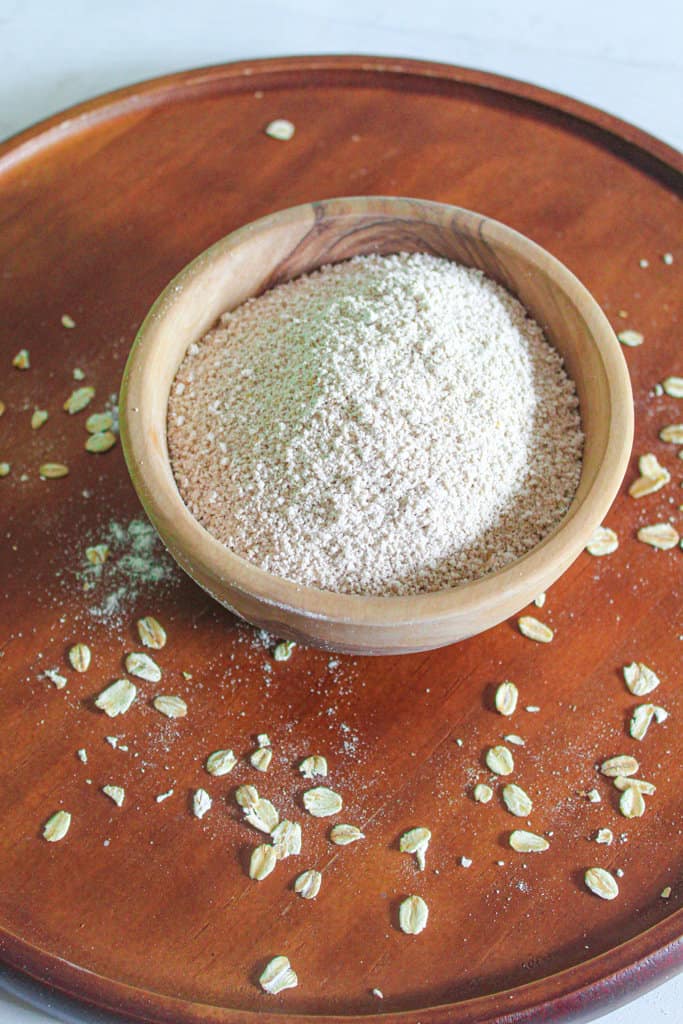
{"left": 120, "top": 195, "right": 634, "bottom": 627}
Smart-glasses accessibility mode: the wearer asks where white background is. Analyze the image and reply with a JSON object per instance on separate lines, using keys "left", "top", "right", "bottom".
{"left": 1, "top": 1, "right": 681, "bottom": 1022}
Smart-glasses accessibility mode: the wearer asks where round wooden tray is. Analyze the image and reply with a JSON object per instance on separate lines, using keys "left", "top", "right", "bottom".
{"left": 0, "top": 56, "right": 681, "bottom": 1024}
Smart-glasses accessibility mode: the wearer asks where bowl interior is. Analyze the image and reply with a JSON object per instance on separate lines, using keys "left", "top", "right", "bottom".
{"left": 120, "top": 197, "right": 632, "bottom": 650}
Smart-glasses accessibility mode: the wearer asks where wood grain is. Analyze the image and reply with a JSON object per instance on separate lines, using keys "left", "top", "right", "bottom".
{"left": 0, "top": 56, "right": 681, "bottom": 1024}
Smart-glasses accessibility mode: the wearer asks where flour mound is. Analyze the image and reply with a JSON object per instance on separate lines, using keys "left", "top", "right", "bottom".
{"left": 168, "top": 253, "right": 582, "bottom": 595}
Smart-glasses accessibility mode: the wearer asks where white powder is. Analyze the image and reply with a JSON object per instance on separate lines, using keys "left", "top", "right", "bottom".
{"left": 80, "top": 518, "right": 177, "bottom": 621}
{"left": 168, "top": 253, "right": 582, "bottom": 595}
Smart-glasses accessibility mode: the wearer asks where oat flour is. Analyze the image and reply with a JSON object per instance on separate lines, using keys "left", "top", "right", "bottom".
{"left": 168, "top": 253, "right": 583, "bottom": 594}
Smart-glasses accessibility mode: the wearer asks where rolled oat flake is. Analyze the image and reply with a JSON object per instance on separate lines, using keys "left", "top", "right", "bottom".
{"left": 399, "top": 894, "right": 429, "bottom": 934}
{"left": 294, "top": 869, "right": 322, "bottom": 899}
{"left": 259, "top": 955, "right": 298, "bottom": 994}
{"left": 585, "top": 867, "right": 619, "bottom": 901}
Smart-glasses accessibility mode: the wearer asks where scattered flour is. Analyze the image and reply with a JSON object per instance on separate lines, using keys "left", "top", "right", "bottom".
{"left": 81, "top": 519, "right": 177, "bottom": 622}
{"left": 168, "top": 253, "right": 583, "bottom": 595}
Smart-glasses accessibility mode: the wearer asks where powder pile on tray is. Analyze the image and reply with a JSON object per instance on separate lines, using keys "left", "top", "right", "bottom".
{"left": 167, "top": 253, "right": 583, "bottom": 595}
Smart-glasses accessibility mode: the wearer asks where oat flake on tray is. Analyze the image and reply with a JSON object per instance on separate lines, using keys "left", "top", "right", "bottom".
{"left": 168, "top": 253, "right": 583, "bottom": 595}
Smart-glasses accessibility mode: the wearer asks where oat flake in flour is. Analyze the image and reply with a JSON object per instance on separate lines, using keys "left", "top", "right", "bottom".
{"left": 168, "top": 253, "right": 583, "bottom": 595}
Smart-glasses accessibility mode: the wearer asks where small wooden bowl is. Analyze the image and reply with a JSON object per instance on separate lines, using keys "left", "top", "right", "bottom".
{"left": 120, "top": 196, "right": 633, "bottom": 655}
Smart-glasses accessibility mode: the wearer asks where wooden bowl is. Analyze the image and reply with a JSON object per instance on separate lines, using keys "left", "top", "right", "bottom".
{"left": 120, "top": 196, "right": 633, "bottom": 655}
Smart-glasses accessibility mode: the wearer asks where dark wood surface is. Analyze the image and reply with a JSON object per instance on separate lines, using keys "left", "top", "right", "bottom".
{"left": 0, "top": 56, "right": 681, "bottom": 1024}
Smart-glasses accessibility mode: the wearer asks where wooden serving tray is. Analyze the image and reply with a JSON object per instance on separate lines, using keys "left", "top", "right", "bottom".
{"left": 0, "top": 56, "right": 681, "bottom": 1024}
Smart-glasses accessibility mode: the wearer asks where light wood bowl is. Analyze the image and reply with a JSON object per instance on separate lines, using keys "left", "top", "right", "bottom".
{"left": 120, "top": 196, "right": 633, "bottom": 655}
